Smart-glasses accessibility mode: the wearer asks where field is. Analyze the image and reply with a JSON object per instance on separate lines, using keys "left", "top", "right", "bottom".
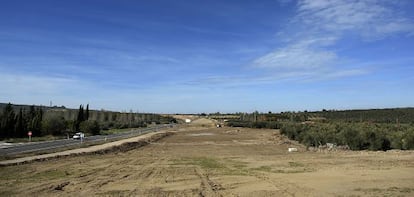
{"left": 0, "top": 119, "right": 413, "bottom": 196}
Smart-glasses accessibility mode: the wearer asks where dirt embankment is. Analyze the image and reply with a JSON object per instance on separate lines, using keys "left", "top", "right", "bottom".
{"left": 0, "top": 126, "right": 413, "bottom": 197}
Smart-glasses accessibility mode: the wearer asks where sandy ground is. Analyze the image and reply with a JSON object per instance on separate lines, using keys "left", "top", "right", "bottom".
{"left": 0, "top": 119, "right": 413, "bottom": 196}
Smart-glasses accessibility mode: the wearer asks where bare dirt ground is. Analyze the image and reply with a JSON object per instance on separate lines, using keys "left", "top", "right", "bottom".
{"left": 1, "top": 119, "right": 413, "bottom": 196}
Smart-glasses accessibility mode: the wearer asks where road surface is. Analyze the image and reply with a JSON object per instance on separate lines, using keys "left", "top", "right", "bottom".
{"left": 0, "top": 124, "right": 174, "bottom": 156}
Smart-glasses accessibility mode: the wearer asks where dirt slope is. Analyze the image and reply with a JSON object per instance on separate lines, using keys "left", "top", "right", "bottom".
{"left": 0, "top": 127, "right": 413, "bottom": 196}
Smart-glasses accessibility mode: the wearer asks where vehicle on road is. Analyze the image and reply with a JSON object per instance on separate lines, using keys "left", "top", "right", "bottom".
{"left": 72, "top": 132, "right": 85, "bottom": 140}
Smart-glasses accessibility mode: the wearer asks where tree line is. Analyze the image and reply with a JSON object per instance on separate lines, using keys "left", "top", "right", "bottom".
{"left": 308, "top": 108, "right": 414, "bottom": 123}
{"left": 0, "top": 103, "right": 96, "bottom": 139}
{"left": 280, "top": 122, "right": 414, "bottom": 150}
{"left": 228, "top": 108, "right": 414, "bottom": 124}
{"left": 226, "top": 108, "right": 414, "bottom": 151}
{"left": 0, "top": 103, "right": 176, "bottom": 139}
{"left": 0, "top": 103, "right": 43, "bottom": 138}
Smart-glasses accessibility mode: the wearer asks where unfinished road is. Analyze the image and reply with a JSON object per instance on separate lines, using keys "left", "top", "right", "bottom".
{"left": 0, "top": 120, "right": 413, "bottom": 196}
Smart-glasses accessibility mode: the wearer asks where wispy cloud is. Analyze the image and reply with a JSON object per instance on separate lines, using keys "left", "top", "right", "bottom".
{"left": 296, "top": 0, "right": 414, "bottom": 38}
{"left": 185, "top": 67, "right": 368, "bottom": 88}
{"left": 0, "top": 72, "right": 85, "bottom": 107}
{"left": 250, "top": 0, "right": 414, "bottom": 81}
{"left": 0, "top": 71, "right": 147, "bottom": 109}
{"left": 0, "top": 72, "right": 76, "bottom": 94}
{"left": 253, "top": 37, "right": 338, "bottom": 70}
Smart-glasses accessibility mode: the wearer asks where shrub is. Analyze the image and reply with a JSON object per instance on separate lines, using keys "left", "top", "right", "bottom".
{"left": 80, "top": 120, "right": 100, "bottom": 135}
{"left": 338, "top": 124, "right": 363, "bottom": 150}
{"left": 41, "top": 116, "right": 67, "bottom": 136}
{"left": 227, "top": 119, "right": 414, "bottom": 151}
{"left": 402, "top": 128, "right": 414, "bottom": 149}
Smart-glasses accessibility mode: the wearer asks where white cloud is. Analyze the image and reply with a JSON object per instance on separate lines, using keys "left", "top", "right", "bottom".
{"left": 253, "top": 43, "right": 337, "bottom": 70}
{"left": 374, "top": 19, "right": 414, "bottom": 36}
{"left": 296, "top": 0, "right": 414, "bottom": 38}
{"left": 0, "top": 72, "right": 76, "bottom": 95}
{"left": 251, "top": 0, "right": 413, "bottom": 81}
{"left": 0, "top": 72, "right": 89, "bottom": 107}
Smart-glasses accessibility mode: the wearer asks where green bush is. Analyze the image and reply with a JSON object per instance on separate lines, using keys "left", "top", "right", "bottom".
{"left": 80, "top": 120, "right": 100, "bottom": 135}
{"left": 338, "top": 124, "right": 363, "bottom": 150}
{"left": 227, "top": 120, "right": 253, "bottom": 128}
{"left": 227, "top": 119, "right": 414, "bottom": 151}
{"left": 402, "top": 128, "right": 414, "bottom": 149}
{"left": 41, "top": 116, "right": 67, "bottom": 136}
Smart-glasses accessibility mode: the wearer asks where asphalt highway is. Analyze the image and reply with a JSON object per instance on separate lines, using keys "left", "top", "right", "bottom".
{"left": 0, "top": 124, "right": 174, "bottom": 156}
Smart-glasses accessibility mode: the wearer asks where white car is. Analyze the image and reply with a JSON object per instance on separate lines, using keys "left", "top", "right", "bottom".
{"left": 73, "top": 132, "right": 85, "bottom": 140}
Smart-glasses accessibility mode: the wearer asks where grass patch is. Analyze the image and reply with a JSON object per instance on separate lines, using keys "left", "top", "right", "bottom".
{"left": 29, "top": 169, "right": 69, "bottom": 180}
{"left": 175, "top": 158, "right": 313, "bottom": 175}
{"left": 251, "top": 166, "right": 272, "bottom": 172}
{"left": 0, "top": 167, "right": 70, "bottom": 182}
{"left": 398, "top": 187, "right": 414, "bottom": 193}
{"left": 172, "top": 157, "right": 225, "bottom": 169}
{"left": 221, "top": 159, "right": 251, "bottom": 176}
{"left": 97, "top": 190, "right": 130, "bottom": 196}
{"left": 4, "top": 135, "right": 66, "bottom": 143}
{"left": 0, "top": 190, "right": 18, "bottom": 196}
{"left": 193, "top": 157, "right": 225, "bottom": 169}
{"left": 355, "top": 187, "right": 414, "bottom": 195}
{"left": 223, "top": 168, "right": 251, "bottom": 176}
{"left": 100, "top": 127, "right": 140, "bottom": 135}
{"left": 233, "top": 163, "right": 247, "bottom": 169}
{"left": 223, "top": 158, "right": 248, "bottom": 169}
{"left": 0, "top": 156, "right": 13, "bottom": 161}
{"left": 273, "top": 169, "right": 307, "bottom": 173}
{"left": 0, "top": 165, "right": 32, "bottom": 181}
{"left": 288, "top": 161, "right": 305, "bottom": 167}
{"left": 171, "top": 157, "right": 253, "bottom": 176}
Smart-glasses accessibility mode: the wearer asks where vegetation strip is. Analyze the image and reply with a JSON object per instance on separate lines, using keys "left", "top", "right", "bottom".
{"left": 225, "top": 108, "right": 414, "bottom": 151}
{"left": 0, "top": 102, "right": 176, "bottom": 140}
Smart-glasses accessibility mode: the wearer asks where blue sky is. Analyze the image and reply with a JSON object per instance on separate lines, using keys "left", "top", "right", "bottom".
{"left": 1, "top": 0, "right": 413, "bottom": 113}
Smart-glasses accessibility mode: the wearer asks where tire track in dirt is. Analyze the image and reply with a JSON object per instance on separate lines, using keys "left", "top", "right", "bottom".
{"left": 252, "top": 171, "right": 296, "bottom": 196}
{"left": 2, "top": 127, "right": 413, "bottom": 196}
{"left": 194, "top": 167, "right": 223, "bottom": 197}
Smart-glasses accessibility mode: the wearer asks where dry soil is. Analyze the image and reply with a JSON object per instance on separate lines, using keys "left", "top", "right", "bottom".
{"left": 0, "top": 119, "right": 413, "bottom": 196}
